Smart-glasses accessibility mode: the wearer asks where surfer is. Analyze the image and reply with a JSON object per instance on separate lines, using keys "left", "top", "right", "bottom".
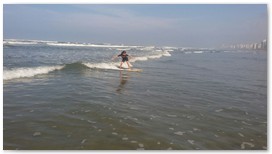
{"left": 112, "top": 51, "right": 132, "bottom": 69}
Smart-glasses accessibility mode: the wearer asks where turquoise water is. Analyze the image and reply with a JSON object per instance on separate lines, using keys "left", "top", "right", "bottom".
{"left": 3, "top": 40, "right": 267, "bottom": 150}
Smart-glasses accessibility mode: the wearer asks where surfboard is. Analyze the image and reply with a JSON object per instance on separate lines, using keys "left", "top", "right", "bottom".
{"left": 126, "top": 68, "right": 143, "bottom": 72}
{"left": 117, "top": 66, "right": 142, "bottom": 72}
{"left": 119, "top": 68, "right": 143, "bottom": 72}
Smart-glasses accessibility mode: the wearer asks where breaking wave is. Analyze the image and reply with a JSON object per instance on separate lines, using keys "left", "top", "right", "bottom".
{"left": 3, "top": 50, "right": 171, "bottom": 80}
{"left": 3, "top": 65, "right": 64, "bottom": 80}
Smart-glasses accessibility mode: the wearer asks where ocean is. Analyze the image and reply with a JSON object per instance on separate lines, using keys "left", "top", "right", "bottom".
{"left": 3, "top": 39, "right": 267, "bottom": 150}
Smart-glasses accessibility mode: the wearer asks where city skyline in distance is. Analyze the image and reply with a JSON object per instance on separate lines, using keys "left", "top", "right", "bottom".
{"left": 221, "top": 38, "right": 267, "bottom": 50}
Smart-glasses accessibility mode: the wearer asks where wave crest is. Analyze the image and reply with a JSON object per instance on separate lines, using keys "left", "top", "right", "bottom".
{"left": 4, "top": 65, "right": 64, "bottom": 80}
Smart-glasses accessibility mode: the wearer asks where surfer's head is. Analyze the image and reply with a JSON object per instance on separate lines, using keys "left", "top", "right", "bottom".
{"left": 121, "top": 51, "right": 126, "bottom": 55}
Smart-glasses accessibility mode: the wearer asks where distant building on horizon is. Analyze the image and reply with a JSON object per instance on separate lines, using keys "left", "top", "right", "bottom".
{"left": 222, "top": 39, "right": 267, "bottom": 50}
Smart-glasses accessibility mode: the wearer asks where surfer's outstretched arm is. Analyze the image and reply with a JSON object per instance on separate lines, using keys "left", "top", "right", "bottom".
{"left": 111, "top": 55, "right": 118, "bottom": 60}
{"left": 128, "top": 55, "right": 133, "bottom": 60}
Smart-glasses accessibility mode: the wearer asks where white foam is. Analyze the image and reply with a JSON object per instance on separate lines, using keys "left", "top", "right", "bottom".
{"left": 130, "top": 51, "right": 171, "bottom": 62}
{"left": 47, "top": 42, "right": 87, "bottom": 47}
{"left": 193, "top": 128, "right": 200, "bottom": 131}
{"left": 122, "top": 137, "right": 129, "bottom": 141}
{"left": 140, "top": 46, "right": 155, "bottom": 50}
{"left": 3, "top": 65, "right": 64, "bottom": 80}
{"left": 87, "top": 120, "right": 96, "bottom": 124}
{"left": 241, "top": 142, "right": 255, "bottom": 149}
{"left": 83, "top": 62, "right": 124, "bottom": 70}
{"left": 187, "top": 140, "right": 195, "bottom": 145}
{"left": 241, "top": 121, "right": 252, "bottom": 126}
{"left": 174, "top": 131, "right": 185, "bottom": 136}
{"left": 167, "top": 114, "right": 177, "bottom": 117}
{"left": 215, "top": 109, "right": 223, "bottom": 112}
{"left": 138, "top": 143, "right": 144, "bottom": 148}
{"left": 130, "top": 57, "right": 149, "bottom": 62}
{"left": 193, "top": 51, "right": 204, "bottom": 54}
{"left": 238, "top": 133, "right": 245, "bottom": 137}
{"left": 47, "top": 42, "right": 140, "bottom": 48}
{"left": 4, "top": 39, "right": 60, "bottom": 46}
{"left": 163, "top": 51, "right": 171, "bottom": 56}
{"left": 117, "top": 48, "right": 131, "bottom": 51}
{"left": 33, "top": 132, "right": 41, "bottom": 137}
{"left": 4, "top": 41, "right": 38, "bottom": 45}
{"left": 148, "top": 55, "right": 163, "bottom": 59}
{"left": 81, "top": 139, "right": 87, "bottom": 144}
{"left": 162, "top": 46, "right": 178, "bottom": 50}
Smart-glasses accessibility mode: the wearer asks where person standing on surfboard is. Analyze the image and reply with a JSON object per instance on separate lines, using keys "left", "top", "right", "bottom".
{"left": 112, "top": 51, "right": 132, "bottom": 69}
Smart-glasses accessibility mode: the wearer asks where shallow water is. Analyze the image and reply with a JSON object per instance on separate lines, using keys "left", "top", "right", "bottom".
{"left": 3, "top": 40, "right": 267, "bottom": 150}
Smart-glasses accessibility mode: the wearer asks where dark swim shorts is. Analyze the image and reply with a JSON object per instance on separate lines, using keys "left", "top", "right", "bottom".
{"left": 122, "top": 56, "right": 129, "bottom": 62}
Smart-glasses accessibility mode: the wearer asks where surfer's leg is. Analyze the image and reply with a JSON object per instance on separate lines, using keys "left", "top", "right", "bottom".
{"left": 126, "top": 61, "right": 131, "bottom": 69}
{"left": 128, "top": 61, "right": 132, "bottom": 67}
{"left": 119, "top": 62, "right": 123, "bottom": 68}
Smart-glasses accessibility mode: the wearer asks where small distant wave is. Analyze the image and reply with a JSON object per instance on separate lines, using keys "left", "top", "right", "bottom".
{"left": 3, "top": 39, "right": 142, "bottom": 48}
{"left": 193, "top": 51, "right": 204, "bottom": 54}
{"left": 46, "top": 42, "right": 140, "bottom": 48}
{"left": 47, "top": 43, "right": 83, "bottom": 47}
{"left": 139, "top": 46, "right": 155, "bottom": 51}
{"left": 130, "top": 51, "right": 171, "bottom": 62}
{"left": 4, "top": 39, "right": 58, "bottom": 46}
{"left": 182, "top": 51, "right": 205, "bottom": 54}
{"left": 131, "top": 57, "right": 149, "bottom": 62}
{"left": 3, "top": 65, "right": 64, "bottom": 80}
{"left": 184, "top": 51, "right": 192, "bottom": 54}
{"left": 4, "top": 41, "right": 38, "bottom": 45}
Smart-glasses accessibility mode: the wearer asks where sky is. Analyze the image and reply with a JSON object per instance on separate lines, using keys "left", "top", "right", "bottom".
{"left": 3, "top": 4, "right": 268, "bottom": 48}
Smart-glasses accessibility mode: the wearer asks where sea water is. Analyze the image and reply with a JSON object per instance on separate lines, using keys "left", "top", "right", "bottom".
{"left": 3, "top": 39, "right": 267, "bottom": 150}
